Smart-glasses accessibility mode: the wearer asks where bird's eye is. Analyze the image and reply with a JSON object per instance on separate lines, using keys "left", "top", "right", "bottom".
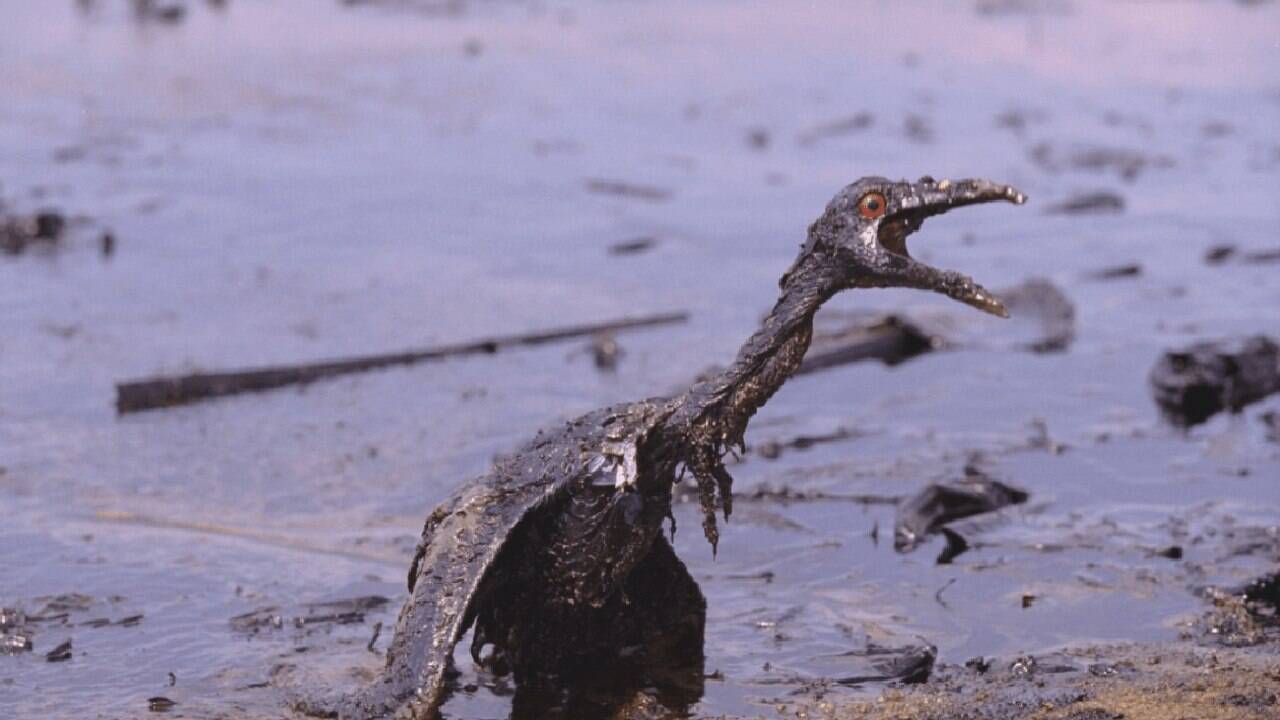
{"left": 858, "top": 192, "right": 888, "bottom": 220}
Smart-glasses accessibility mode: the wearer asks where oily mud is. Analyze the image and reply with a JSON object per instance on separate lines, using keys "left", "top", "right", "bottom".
{"left": 2, "top": 1, "right": 1279, "bottom": 719}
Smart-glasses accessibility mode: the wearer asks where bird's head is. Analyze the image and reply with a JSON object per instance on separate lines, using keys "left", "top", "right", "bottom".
{"left": 785, "top": 176, "right": 1028, "bottom": 317}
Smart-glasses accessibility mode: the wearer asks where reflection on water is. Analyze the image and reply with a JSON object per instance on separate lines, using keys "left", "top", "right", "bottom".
{"left": 1, "top": 1, "right": 1278, "bottom": 717}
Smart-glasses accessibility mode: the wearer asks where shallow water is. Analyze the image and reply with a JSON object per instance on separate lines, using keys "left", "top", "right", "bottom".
{"left": 2, "top": 1, "right": 1279, "bottom": 718}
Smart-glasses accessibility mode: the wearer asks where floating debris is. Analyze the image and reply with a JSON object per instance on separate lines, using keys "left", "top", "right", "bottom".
{"left": 835, "top": 643, "right": 936, "bottom": 686}
{"left": 231, "top": 596, "right": 389, "bottom": 636}
{"left": 45, "top": 639, "right": 73, "bottom": 662}
{"left": 1205, "top": 244, "right": 1238, "bottom": 264}
{"left": 229, "top": 607, "right": 284, "bottom": 634}
{"left": 903, "top": 114, "right": 934, "bottom": 144}
{"left": 1, "top": 209, "right": 66, "bottom": 255}
{"left": 797, "top": 315, "right": 939, "bottom": 374}
{"left": 738, "top": 484, "right": 898, "bottom": 505}
{"left": 584, "top": 178, "right": 672, "bottom": 202}
{"left": 796, "top": 112, "right": 874, "bottom": 146}
{"left": 895, "top": 469, "right": 1029, "bottom": 552}
{"left": 1149, "top": 336, "right": 1280, "bottom": 427}
{"left": 1085, "top": 263, "right": 1142, "bottom": 280}
{"left": 1045, "top": 191, "right": 1125, "bottom": 215}
{"left": 1030, "top": 142, "right": 1172, "bottom": 181}
{"left": 753, "top": 426, "right": 865, "bottom": 460}
{"left": 770, "top": 643, "right": 937, "bottom": 689}
{"left": 146, "top": 696, "right": 178, "bottom": 712}
{"left": 115, "top": 312, "right": 688, "bottom": 413}
{"left": 993, "top": 108, "right": 1047, "bottom": 135}
{"left": 100, "top": 231, "right": 116, "bottom": 258}
{"left": 935, "top": 528, "right": 970, "bottom": 565}
{"left": 38, "top": 593, "right": 93, "bottom": 614}
{"left": 607, "top": 237, "right": 657, "bottom": 256}
{"left": 745, "top": 127, "right": 770, "bottom": 150}
{"left": 1203, "top": 244, "right": 1280, "bottom": 266}
{"left": 1000, "top": 278, "right": 1076, "bottom": 352}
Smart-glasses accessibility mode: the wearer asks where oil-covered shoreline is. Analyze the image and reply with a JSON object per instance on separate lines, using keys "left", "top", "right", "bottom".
{"left": 2, "top": 1, "right": 1278, "bottom": 718}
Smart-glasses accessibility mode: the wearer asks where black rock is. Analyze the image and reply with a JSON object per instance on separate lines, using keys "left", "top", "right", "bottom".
{"left": 1149, "top": 336, "right": 1280, "bottom": 427}
{"left": 45, "top": 639, "right": 73, "bottom": 662}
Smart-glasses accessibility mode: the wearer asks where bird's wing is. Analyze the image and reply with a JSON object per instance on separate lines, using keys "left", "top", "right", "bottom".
{"left": 332, "top": 401, "right": 666, "bottom": 719}
{"left": 338, "top": 464, "right": 572, "bottom": 719}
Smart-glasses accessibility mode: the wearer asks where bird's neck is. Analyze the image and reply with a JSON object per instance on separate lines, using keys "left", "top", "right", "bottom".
{"left": 664, "top": 254, "right": 842, "bottom": 451}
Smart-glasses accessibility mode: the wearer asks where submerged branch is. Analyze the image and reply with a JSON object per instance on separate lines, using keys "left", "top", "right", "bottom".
{"left": 115, "top": 311, "right": 688, "bottom": 414}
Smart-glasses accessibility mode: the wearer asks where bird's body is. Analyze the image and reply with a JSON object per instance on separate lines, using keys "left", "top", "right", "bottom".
{"left": 334, "top": 399, "right": 698, "bottom": 719}
{"left": 319, "top": 177, "right": 1028, "bottom": 719}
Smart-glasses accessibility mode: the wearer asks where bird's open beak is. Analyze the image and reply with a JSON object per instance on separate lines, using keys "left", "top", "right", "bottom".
{"left": 875, "top": 178, "right": 1027, "bottom": 318}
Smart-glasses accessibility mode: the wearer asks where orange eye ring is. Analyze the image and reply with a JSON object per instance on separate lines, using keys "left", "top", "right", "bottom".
{"left": 857, "top": 192, "right": 888, "bottom": 220}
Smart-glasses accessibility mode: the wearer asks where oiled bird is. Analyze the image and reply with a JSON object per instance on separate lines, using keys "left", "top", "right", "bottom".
{"left": 325, "top": 176, "right": 1027, "bottom": 718}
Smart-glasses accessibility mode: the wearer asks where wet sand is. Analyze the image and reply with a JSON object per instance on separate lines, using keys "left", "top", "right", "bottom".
{"left": 2, "top": 1, "right": 1278, "bottom": 718}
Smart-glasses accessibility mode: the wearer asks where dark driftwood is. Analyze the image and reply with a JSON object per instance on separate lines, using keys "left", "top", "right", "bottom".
{"left": 116, "top": 311, "right": 688, "bottom": 414}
